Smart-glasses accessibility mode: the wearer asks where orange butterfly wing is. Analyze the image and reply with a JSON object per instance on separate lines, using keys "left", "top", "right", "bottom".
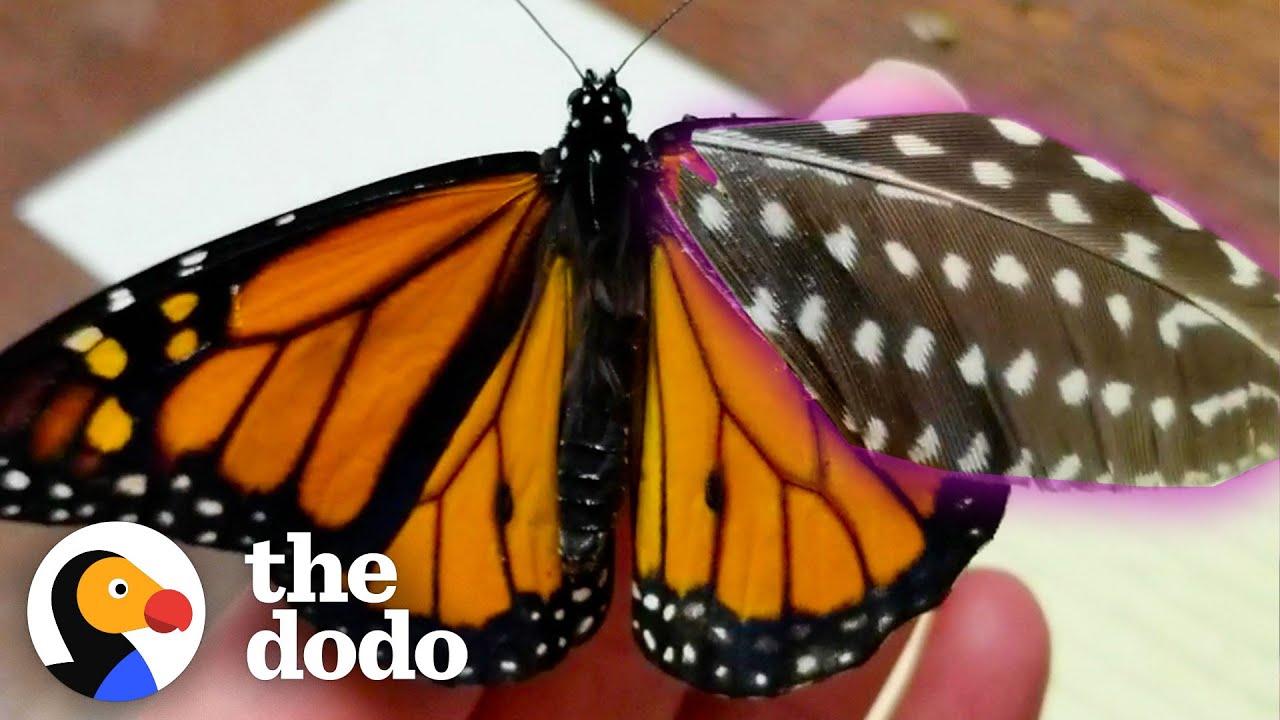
{"left": 633, "top": 235, "right": 1008, "bottom": 696}
{"left": 0, "top": 163, "right": 606, "bottom": 682}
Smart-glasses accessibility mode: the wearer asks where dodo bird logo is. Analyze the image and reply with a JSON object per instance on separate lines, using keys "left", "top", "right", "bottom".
{"left": 26, "top": 522, "right": 205, "bottom": 701}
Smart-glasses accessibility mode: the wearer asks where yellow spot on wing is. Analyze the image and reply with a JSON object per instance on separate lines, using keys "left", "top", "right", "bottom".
{"left": 161, "top": 293, "right": 199, "bottom": 322}
{"left": 63, "top": 326, "right": 104, "bottom": 353}
{"left": 86, "top": 397, "right": 132, "bottom": 453}
{"left": 84, "top": 338, "right": 128, "bottom": 379}
{"left": 166, "top": 329, "right": 200, "bottom": 362}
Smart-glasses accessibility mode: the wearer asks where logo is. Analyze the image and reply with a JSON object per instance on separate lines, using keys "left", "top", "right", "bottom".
{"left": 27, "top": 522, "right": 205, "bottom": 702}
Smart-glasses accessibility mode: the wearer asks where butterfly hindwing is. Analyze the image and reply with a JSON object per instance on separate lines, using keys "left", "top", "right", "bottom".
{"left": 655, "top": 115, "right": 1279, "bottom": 487}
{"left": 632, "top": 234, "right": 1007, "bottom": 696}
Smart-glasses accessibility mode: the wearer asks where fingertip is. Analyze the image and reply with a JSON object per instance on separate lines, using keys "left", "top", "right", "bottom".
{"left": 811, "top": 58, "right": 969, "bottom": 119}
{"left": 892, "top": 569, "right": 1050, "bottom": 720}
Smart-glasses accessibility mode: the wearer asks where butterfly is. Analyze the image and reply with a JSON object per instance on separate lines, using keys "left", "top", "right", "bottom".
{"left": 1, "top": 10, "right": 1277, "bottom": 699}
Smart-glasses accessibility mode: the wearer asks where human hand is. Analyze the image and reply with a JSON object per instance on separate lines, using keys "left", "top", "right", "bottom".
{"left": 139, "top": 60, "right": 1050, "bottom": 720}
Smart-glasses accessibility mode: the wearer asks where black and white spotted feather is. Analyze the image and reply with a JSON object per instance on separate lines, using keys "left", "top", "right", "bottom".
{"left": 664, "top": 113, "right": 1279, "bottom": 486}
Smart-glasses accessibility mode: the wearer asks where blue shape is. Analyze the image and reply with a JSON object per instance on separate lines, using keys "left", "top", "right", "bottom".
{"left": 94, "top": 650, "right": 158, "bottom": 702}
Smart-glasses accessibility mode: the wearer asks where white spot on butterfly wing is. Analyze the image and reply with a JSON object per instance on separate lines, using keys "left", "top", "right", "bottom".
{"left": 114, "top": 474, "right": 147, "bottom": 497}
{"left": 824, "top": 225, "right": 858, "bottom": 269}
{"left": 1073, "top": 155, "right": 1124, "bottom": 182}
{"left": 180, "top": 250, "right": 209, "bottom": 266}
{"left": 884, "top": 241, "right": 920, "bottom": 277}
{"left": 1153, "top": 196, "right": 1201, "bottom": 230}
{"left": 971, "top": 160, "right": 1013, "bottom": 188}
{"left": 274, "top": 213, "right": 297, "bottom": 227}
{"left": 797, "top": 295, "right": 828, "bottom": 342}
{"left": 63, "top": 326, "right": 105, "bottom": 352}
{"left": 1048, "top": 192, "right": 1092, "bottom": 224}
{"left": 990, "top": 117, "right": 1044, "bottom": 145}
{"left": 1217, "top": 241, "right": 1263, "bottom": 287}
{"left": 3, "top": 470, "right": 31, "bottom": 491}
{"left": 760, "top": 200, "right": 795, "bottom": 237}
{"left": 107, "top": 288, "right": 135, "bottom": 312}
{"left": 744, "top": 287, "right": 781, "bottom": 334}
{"left": 892, "top": 133, "right": 945, "bottom": 156}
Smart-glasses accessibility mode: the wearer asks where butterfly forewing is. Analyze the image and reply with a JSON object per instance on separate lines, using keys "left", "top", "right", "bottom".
{"left": 0, "top": 154, "right": 616, "bottom": 682}
{"left": 655, "top": 114, "right": 1280, "bottom": 487}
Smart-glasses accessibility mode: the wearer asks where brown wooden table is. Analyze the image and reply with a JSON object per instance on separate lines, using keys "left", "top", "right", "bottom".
{"left": 0, "top": 2, "right": 1275, "bottom": 717}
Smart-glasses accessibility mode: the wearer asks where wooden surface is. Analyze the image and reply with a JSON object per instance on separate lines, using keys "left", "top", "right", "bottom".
{"left": 0, "top": 1, "right": 1275, "bottom": 718}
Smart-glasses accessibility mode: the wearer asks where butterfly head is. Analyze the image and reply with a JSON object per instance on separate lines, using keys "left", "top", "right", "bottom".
{"left": 551, "top": 69, "right": 645, "bottom": 177}
{"left": 565, "top": 69, "right": 633, "bottom": 128}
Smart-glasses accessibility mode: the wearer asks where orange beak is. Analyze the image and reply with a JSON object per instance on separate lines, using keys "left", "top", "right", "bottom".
{"left": 144, "top": 588, "right": 192, "bottom": 633}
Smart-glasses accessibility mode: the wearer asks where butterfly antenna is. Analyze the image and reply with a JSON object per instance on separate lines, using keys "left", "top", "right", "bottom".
{"left": 615, "top": 0, "right": 696, "bottom": 74}
{"left": 514, "top": 0, "right": 585, "bottom": 80}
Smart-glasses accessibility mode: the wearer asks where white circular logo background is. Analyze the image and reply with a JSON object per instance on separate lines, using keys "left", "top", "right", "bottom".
{"left": 27, "top": 522, "right": 206, "bottom": 695}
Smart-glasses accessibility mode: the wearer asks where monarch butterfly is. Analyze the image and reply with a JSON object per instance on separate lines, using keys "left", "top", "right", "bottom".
{"left": 1, "top": 4, "right": 1277, "bottom": 700}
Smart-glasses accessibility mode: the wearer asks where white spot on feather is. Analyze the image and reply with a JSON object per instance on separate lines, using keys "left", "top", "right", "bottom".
{"left": 957, "top": 345, "right": 986, "bottom": 385}
{"left": 1151, "top": 397, "right": 1177, "bottom": 429}
{"left": 1217, "top": 241, "right": 1263, "bottom": 287}
{"left": 797, "top": 295, "right": 828, "bottom": 342}
{"left": 1053, "top": 268, "right": 1084, "bottom": 306}
{"left": 990, "top": 118, "right": 1043, "bottom": 145}
{"left": 903, "top": 326, "right": 935, "bottom": 372}
{"left": 1058, "top": 369, "right": 1089, "bottom": 405}
{"left": 1048, "top": 192, "right": 1092, "bottom": 224}
{"left": 1153, "top": 196, "right": 1200, "bottom": 230}
{"left": 908, "top": 426, "right": 941, "bottom": 463}
{"left": 1158, "top": 302, "right": 1217, "bottom": 348}
{"left": 876, "top": 184, "right": 952, "bottom": 207}
{"left": 884, "top": 241, "right": 920, "bottom": 277}
{"left": 760, "top": 200, "right": 795, "bottom": 237}
{"left": 1048, "top": 454, "right": 1082, "bottom": 480}
{"left": 991, "top": 254, "right": 1030, "bottom": 289}
{"left": 697, "top": 194, "right": 730, "bottom": 231}
{"left": 892, "top": 133, "right": 944, "bottom": 156}
{"left": 1004, "top": 350, "right": 1038, "bottom": 395}
{"left": 958, "top": 432, "right": 991, "bottom": 473}
{"left": 1102, "top": 382, "right": 1134, "bottom": 416}
{"left": 1107, "top": 294, "right": 1133, "bottom": 333}
{"left": 822, "top": 118, "right": 870, "bottom": 135}
{"left": 972, "top": 160, "right": 1013, "bottom": 188}
{"left": 863, "top": 417, "right": 888, "bottom": 451}
{"left": 1074, "top": 155, "right": 1124, "bottom": 182}
{"left": 824, "top": 225, "right": 858, "bottom": 269}
{"left": 744, "top": 287, "right": 781, "bottom": 334}
{"left": 1118, "top": 232, "right": 1162, "bottom": 278}
{"left": 853, "top": 320, "right": 885, "bottom": 364}
{"left": 941, "top": 254, "right": 971, "bottom": 290}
